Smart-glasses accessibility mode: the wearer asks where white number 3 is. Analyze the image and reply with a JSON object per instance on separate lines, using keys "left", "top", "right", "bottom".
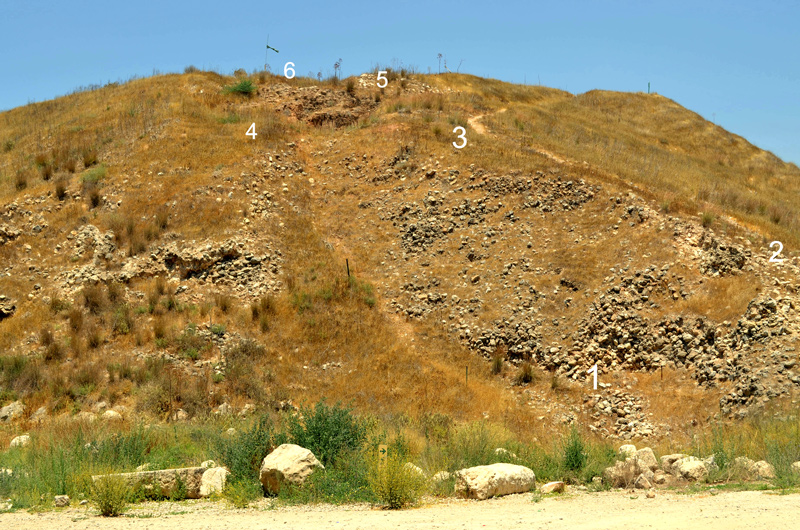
{"left": 769, "top": 241, "right": 784, "bottom": 262}
{"left": 452, "top": 126, "right": 467, "bottom": 149}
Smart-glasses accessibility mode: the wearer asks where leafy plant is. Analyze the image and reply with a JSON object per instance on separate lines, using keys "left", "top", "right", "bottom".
{"left": 367, "top": 452, "right": 427, "bottom": 509}
{"left": 287, "top": 400, "right": 366, "bottom": 466}
{"left": 223, "top": 79, "right": 257, "bottom": 96}
{"left": 92, "top": 475, "right": 130, "bottom": 517}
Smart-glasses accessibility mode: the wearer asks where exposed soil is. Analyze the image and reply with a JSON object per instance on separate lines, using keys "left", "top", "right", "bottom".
{"left": 2, "top": 490, "right": 796, "bottom": 530}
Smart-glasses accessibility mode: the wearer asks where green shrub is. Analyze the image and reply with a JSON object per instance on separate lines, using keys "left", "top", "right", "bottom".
{"left": 278, "top": 450, "right": 373, "bottom": 505}
{"left": 515, "top": 362, "right": 534, "bottom": 385}
{"left": 287, "top": 400, "right": 366, "bottom": 466}
{"left": 92, "top": 475, "right": 130, "bottom": 517}
{"left": 367, "top": 453, "right": 427, "bottom": 509}
{"left": 213, "top": 415, "right": 278, "bottom": 483}
{"left": 562, "top": 427, "right": 587, "bottom": 473}
{"left": 223, "top": 79, "right": 257, "bottom": 96}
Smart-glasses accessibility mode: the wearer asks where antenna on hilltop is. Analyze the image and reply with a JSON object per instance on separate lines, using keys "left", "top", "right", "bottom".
{"left": 264, "top": 35, "right": 279, "bottom": 72}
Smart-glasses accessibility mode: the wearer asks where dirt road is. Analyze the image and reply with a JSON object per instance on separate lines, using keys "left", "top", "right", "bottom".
{"left": 2, "top": 489, "right": 796, "bottom": 530}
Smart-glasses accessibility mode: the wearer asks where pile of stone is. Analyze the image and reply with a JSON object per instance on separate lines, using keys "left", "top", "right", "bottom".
{"left": 68, "top": 224, "right": 116, "bottom": 262}
{"left": 584, "top": 391, "right": 657, "bottom": 439}
{"left": 603, "top": 444, "right": 777, "bottom": 489}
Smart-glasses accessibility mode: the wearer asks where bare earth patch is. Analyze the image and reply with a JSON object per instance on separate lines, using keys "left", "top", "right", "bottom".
{"left": 2, "top": 490, "right": 797, "bottom": 530}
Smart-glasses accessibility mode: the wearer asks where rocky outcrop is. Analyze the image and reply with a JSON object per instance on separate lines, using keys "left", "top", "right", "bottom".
{"left": 674, "top": 457, "right": 708, "bottom": 482}
{"left": 0, "top": 401, "right": 24, "bottom": 422}
{"left": 454, "top": 463, "right": 536, "bottom": 500}
{"left": 259, "top": 444, "right": 324, "bottom": 494}
{"left": 0, "top": 295, "right": 15, "bottom": 322}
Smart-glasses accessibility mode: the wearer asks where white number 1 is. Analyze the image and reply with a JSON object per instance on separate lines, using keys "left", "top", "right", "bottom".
{"left": 588, "top": 364, "right": 598, "bottom": 390}
{"left": 246, "top": 123, "right": 257, "bottom": 140}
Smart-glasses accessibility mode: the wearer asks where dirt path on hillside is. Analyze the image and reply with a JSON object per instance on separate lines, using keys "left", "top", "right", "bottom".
{"left": 3, "top": 490, "right": 797, "bottom": 530}
{"left": 468, "top": 108, "right": 569, "bottom": 165}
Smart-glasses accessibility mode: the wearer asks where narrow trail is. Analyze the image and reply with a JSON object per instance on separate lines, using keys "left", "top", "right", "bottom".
{"left": 468, "top": 108, "right": 570, "bottom": 165}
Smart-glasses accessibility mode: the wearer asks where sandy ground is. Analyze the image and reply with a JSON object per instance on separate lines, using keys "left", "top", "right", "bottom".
{"left": 1, "top": 489, "right": 797, "bottom": 530}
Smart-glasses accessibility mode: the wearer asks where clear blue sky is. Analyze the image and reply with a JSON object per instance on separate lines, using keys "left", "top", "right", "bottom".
{"left": 1, "top": 0, "right": 798, "bottom": 163}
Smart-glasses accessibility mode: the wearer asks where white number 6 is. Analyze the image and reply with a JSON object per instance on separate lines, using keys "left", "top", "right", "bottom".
{"left": 377, "top": 70, "right": 388, "bottom": 88}
{"left": 284, "top": 62, "right": 296, "bottom": 79}
{"left": 769, "top": 241, "right": 784, "bottom": 263}
{"left": 453, "top": 126, "right": 467, "bottom": 149}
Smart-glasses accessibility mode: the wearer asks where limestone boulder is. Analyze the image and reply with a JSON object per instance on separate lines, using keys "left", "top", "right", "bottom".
{"left": 101, "top": 410, "right": 123, "bottom": 421}
{"left": 734, "top": 457, "right": 775, "bottom": 480}
{"left": 660, "top": 454, "right": 688, "bottom": 475}
{"left": 791, "top": 461, "right": 800, "bottom": 474}
{"left": 603, "top": 458, "right": 636, "bottom": 487}
{"left": 92, "top": 467, "right": 206, "bottom": 499}
{"left": 633, "top": 448, "right": 658, "bottom": 473}
{"left": 675, "top": 457, "right": 708, "bottom": 482}
{"left": 200, "top": 467, "right": 230, "bottom": 497}
{"left": 454, "top": 463, "right": 535, "bottom": 500}
{"left": 9, "top": 434, "right": 31, "bottom": 448}
{"left": 259, "top": 444, "right": 324, "bottom": 494}
{"left": 618, "top": 444, "right": 637, "bottom": 459}
{"left": 0, "top": 401, "right": 24, "bottom": 422}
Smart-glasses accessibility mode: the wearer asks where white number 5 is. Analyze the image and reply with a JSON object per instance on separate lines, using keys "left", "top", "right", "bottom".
{"left": 769, "top": 241, "right": 784, "bottom": 263}
{"left": 377, "top": 71, "right": 388, "bottom": 88}
{"left": 453, "top": 126, "right": 467, "bottom": 149}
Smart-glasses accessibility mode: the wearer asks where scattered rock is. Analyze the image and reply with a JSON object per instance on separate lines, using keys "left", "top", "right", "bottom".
{"left": 618, "top": 444, "right": 637, "bottom": 459}
{"left": 660, "top": 454, "right": 688, "bottom": 475}
{"left": 101, "top": 410, "right": 123, "bottom": 421}
{"left": 54, "top": 495, "right": 70, "bottom": 508}
{"left": 540, "top": 481, "right": 565, "bottom": 494}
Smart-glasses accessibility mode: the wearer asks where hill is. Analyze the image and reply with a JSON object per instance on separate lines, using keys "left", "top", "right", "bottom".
{"left": 1, "top": 69, "right": 799, "bottom": 450}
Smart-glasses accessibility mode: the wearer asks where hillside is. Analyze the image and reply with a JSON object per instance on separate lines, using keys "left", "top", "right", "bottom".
{"left": 1, "top": 69, "right": 799, "bottom": 450}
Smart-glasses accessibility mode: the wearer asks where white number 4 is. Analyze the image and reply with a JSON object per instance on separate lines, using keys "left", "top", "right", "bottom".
{"left": 588, "top": 364, "right": 598, "bottom": 390}
{"left": 246, "top": 123, "right": 257, "bottom": 140}
{"left": 377, "top": 71, "right": 388, "bottom": 88}
{"left": 769, "top": 241, "right": 785, "bottom": 263}
{"left": 453, "top": 126, "right": 467, "bottom": 149}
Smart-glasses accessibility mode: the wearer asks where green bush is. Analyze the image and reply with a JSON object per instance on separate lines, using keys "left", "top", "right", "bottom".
{"left": 287, "top": 400, "right": 366, "bottom": 466}
{"left": 562, "top": 427, "right": 587, "bottom": 473}
{"left": 213, "top": 415, "right": 279, "bottom": 483}
{"left": 278, "top": 450, "right": 373, "bottom": 504}
{"left": 223, "top": 79, "right": 257, "bottom": 96}
{"left": 367, "top": 453, "right": 427, "bottom": 509}
{"left": 92, "top": 475, "right": 129, "bottom": 517}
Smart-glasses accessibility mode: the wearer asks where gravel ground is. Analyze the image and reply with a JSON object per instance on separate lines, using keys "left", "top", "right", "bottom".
{"left": 1, "top": 489, "right": 797, "bottom": 530}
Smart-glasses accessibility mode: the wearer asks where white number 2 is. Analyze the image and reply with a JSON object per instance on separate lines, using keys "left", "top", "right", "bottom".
{"left": 284, "top": 62, "right": 296, "bottom": 79}
{"left": 377, "top": 70, "right": 388, "bottom": 88}
{"left": 769, "top": 241, "right": 784, "bottom": 262}
{"left": 588, "top": 364, "right": 598, "bottom": 390}
{"left": 452, "top": 126, "right": 467, "bottom": 149}
{"left": 246, "top": 123, "right": 257, "bottom": 140}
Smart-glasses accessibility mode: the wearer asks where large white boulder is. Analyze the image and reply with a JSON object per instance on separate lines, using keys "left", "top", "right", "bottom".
{"left": 603, "top": 458, "right": 636, "bottom": 487}
{"left": 734, "top": 457, "right": 775, "bottom": 480}
{"left": 259, "top": 444, "right": 324, "bottom": 494}
{"left": 200, "top": 467, "right": 230, "bottom": 497}
{"left": 675, "top": 457, "right": 708, "bottom": 482}
{"left": 791, "top": 461, "right": 800, "bottom": 474}
{"left": 454, "top": 463, "right": 535, "bottom": 500}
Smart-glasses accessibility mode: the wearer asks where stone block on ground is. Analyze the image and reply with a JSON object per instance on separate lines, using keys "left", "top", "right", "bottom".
{"left": 540, "top": 481, "right": 565, "bottom": 494}
{"left": 259, "top": 444, "right": 324, "bottom": 494}
{"left": 91, "top": 467, "right": 206, "bottom": 499}
{"left": 454, "top": 463, "right": 536, "bottom": 500}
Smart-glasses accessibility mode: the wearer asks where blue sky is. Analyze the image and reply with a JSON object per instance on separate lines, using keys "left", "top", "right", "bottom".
{"left": 1, "top": 1, "right": 798, "bottom": 163}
